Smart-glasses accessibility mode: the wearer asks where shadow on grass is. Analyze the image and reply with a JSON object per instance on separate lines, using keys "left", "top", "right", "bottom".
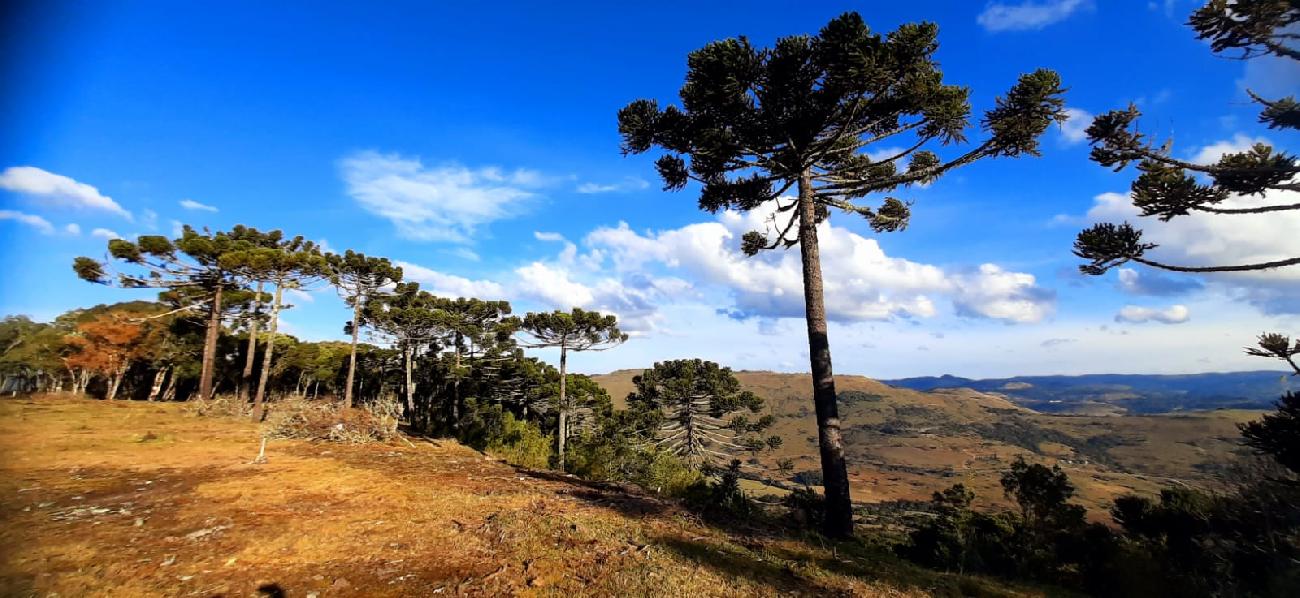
{"left": 509, "top": 467, "right": 673, "bottom": 518}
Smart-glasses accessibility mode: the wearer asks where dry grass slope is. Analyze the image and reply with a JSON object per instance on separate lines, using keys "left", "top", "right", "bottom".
{"left": 0, "top": 396, "right": 1048, "bottom": 597}
{"left": 593, "top": 370, "right": 1256, "bottom": 515}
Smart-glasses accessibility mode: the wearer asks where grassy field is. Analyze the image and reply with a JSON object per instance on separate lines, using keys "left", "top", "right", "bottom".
{"left": 0, "top": 396, "right": 1048, "bottom": 597}
{"left": 594, "top": 370, "right": 1258, "bottom": 515}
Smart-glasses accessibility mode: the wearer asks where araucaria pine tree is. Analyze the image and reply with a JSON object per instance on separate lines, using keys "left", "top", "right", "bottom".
{"left": 327, "top": 251, "right": 402, "bottom": 408}
{"left": 221, "top": 234, "right": 328, "bottom": 420}
{"left": 73, "top": 226, "right": 251, "bottom": 400}
{"left": 629, "top": 359, "right": 774, "bottom": 468}
{"left": 519, "top": 308, "right": 627, "bottom": 469}
{"left": 1073, "top": 0, "right": 1299, "bottom": 275}
{"left": 618, "top": 12, "right": 1066, "bottom": 537}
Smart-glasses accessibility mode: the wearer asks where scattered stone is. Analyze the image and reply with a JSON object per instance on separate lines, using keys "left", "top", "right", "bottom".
{"left": 179, "top": 576, "right": 193, "bottom": 581}
{"left": 134, "top": 518, "right": 144, "bottom": 527}
{"left": 161, "top": 554, "right": 176, "bottom": 566}
{"left": 332, "top": 578, "right": 351, "bottom": 589}
{"left": 185, "top": 525, "right": 230, "bottom": 541}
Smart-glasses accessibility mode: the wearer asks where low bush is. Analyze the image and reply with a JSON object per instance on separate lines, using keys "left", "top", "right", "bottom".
{"left": 264, "top": 396, "right": 400, "bottom": 443}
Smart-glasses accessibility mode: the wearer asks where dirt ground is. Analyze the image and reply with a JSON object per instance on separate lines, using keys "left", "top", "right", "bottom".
{"left": 0, "top": 396, "right": 1033, "bottom": 598}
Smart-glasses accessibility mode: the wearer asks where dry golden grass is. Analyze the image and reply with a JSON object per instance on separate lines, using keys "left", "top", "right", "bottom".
{"left": 0, "top": 395, "right": 1043, "bottom": 597}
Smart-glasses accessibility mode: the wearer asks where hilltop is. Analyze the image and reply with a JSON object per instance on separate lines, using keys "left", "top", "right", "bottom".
{"left": 592, "top": 370, "right": 1259, "bottom": 514}
{"left": 0, "top": 396, "right": 1044, "bottom": 597}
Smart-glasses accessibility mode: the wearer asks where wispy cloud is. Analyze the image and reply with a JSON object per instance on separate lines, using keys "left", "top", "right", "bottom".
{"left": 576, "top": 177, "right": 649, "bottom": 194}
{"left": 1115, "top": 304, "right": 1190, "bottom": 324}
{"left": 977, "top": 0, "right": 1090, "bottom": 32}
{"left": 0, "top": 210, "right": 54, "bottom": 234}
{"left": 340, "top": 150, "right": 542, "bottom": 243}
{"left": 91, "top": 227, "right": 122, "bottom": 240}
{"left": 65, "top": 223, "right": 81, "bottom": 235}
{"left": 534, "top": 231, "right": 565, "bottom": 242}
{"left": 0, "top": 166, "right": 131, "bottom": 219}
{"left": 394, "top": 260, "right": 507, "bottom": 299}
{"left": 179, "top": 198, "right": 218, "bottom": 212}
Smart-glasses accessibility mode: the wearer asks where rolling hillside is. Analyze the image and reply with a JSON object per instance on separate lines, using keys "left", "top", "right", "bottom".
{"left": 592, "top": 370, "right": 1261, "bottom": 516}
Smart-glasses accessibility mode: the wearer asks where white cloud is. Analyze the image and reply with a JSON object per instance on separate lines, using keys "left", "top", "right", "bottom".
{"left": 91, "top": 228, "right": 122, "bottom": 240}
{"left": 64, "top": 223, "right": 81, "bottom": 235}
{"left": 339, "top": 150, "right": 542, "bottom": 243}
{"left": 1115, "top": 304, "right": 1190, "bottom": 324}
{"left": 179, "top": 198, "right": 218, "bottom": 212}
{"left": 951, "top": 264, "right": 1056, "bottom": 323}
{"left": 977, "top": 0, "right": 1090, "bottom": 32}
{"left": 0, "top": 166, "right": 130, "bottom": 219}
{"left": 170, "top": 219, "right": 185, "bottom": 238}
{"left": 534, "top": 231, "right": 565, "bottom": 242}
{"left": 394, "top": 260, "right": 507, "bottom": 299}
{"left": 1058, "top": 107, "right": 1092, "bottom": 145}
{"left": 515, "top": 261, "right": 597, "bottom": 308}
{"left": 576, "top": 177, "right": 650, "bottom": 194}
{"left": 1116, "top": 267, "right": 1203, "bottom": 296}
{"left": 584, "top": 201, "right": 1055, "bottom": 324}
{"left": 1189, "top": 134, "right": 1268, "bottom": 165}
{"left": 0, "top": 210, "right": 54, "bottom": 234}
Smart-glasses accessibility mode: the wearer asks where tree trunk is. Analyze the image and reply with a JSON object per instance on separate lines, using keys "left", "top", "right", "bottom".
{"left": 253, "top": 281, "right": 285, "bottom": 421}
{"left": 148, "top": 367, "right": 168, "bottom": 401}
{"left": 558, "top": 344, "right": 568, "bottom": 470}
{"left": 311, "top": 379, "right": 319, "bottom": 399}
{"left": 403, "top": 345, "right": 415, "bottom": 421}
{"left": 106, "top": 364, "right": 127, "bottom": 401}
{"left": 160, "top": 368, "right": 176, "bottom": 402}
{"left": 198, "top": 282, "right": 224, "bottom": 401}
{"left": 796, "top": 170, "right": 854, "bottom": 538}
{"left": 452, "top": 332, "right": 463, "bottom": 431}
{"left": 344, "top": 296, "right": 362, "bottom": 408}
{"left": 239, "top": 281, "right": 264, "bottom": 403}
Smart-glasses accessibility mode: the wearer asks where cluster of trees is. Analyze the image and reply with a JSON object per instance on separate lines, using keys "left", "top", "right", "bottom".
{"left": 10, "top": 236, "right": 791, "bottom": 496}
{"left": 902, "top": 401, "right": 1300, "bottom": 596}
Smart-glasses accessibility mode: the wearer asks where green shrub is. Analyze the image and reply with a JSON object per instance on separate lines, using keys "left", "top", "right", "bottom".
{"left": 485, "top": 411, "right": 553, "bottom": 470}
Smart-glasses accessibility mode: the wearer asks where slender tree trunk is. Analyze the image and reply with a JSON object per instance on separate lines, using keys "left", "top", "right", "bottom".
{"left": 253, "top": 281, "right": 285, "bottom": 421}
{"left": 198, "top": 283, "right": 224, "bottom": 401}
{"left": 796, "top": 170, "right": 854, "bottom": 538}
{"left": 452, "top": 332, "right": 463, "bottom": 430}
{"left": 160, "top": 368, "right": 176, "bottom": 402}
{"left": 403, "top": 344, "right": 415, "bottom": 420}
{"left": 106, "top": 364, "right": 127, "bottom": 401}
{"left": 558, "top": 344, "right": 568, "bottom": 470}
{"left": 311, "top": 379, "right": 319, "bottom": 399}
{"left": 344, "top": 296, "right": 362, "bottom": 408}
{"left": 239, "top": 281, "right": 264, "bottom": 403}
{"left": 148, "top": 367, "right": 168, "bottom": 401}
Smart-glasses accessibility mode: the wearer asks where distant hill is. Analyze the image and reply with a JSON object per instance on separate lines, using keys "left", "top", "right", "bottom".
{"left": 591, "top": 369, "right": 1263, "bottom": 515}
{"left": 881, "top": 370, "right": 1294, "bottom": 415}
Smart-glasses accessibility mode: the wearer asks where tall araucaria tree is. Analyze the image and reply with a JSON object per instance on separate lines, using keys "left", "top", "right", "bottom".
{"left": 519, "top": 308, "right": 627, "bottom": 469}
{"left": 73, "top": 226, "right": 251, "bottom": 400}
{"left": 617, "top": 12, "right": 1066, "bottom": 537}
{"left": 327, "top": 250, "right": 402, "bottom": 408}
{"left": 1074, "top": 0, "right": 1299, "bottom": 276}
{"left": 221, "top": 234, "right": 328, "bottom": 420}
{"left": 363, "top": 282, "right": 444, "bottom": 424}
{"left": 434, "top": 297, "right": 515, "bottom": 430}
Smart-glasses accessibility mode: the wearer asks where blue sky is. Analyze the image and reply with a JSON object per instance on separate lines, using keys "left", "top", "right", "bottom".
{"left": 2, "top": 0, "right": 1297, "bottom": 377}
